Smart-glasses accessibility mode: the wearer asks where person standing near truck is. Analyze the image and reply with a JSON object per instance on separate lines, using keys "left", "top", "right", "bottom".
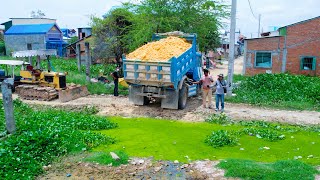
{"left": 110, "top": 66, "right": 120, "bottom": 96}
{"left": 193, "top": 69, "right": 214, "bottom": 108}
{"left": 214, "top": 74, "right": 227, "bottom": 112}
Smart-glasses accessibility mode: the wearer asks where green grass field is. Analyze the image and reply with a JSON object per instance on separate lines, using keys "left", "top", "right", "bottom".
{"left": 96, "top": 117, "right": 320, "bottom": 165}
{"left": 0, "top": 56, "right": 128, "bottom": 95}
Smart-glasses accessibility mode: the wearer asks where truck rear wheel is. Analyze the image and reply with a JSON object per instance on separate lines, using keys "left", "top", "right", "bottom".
{"left": 143, "top": 97, "right": 150, "bottom": 105}
{"left": 178, "top": 84, "right": 188, "bottom": 109}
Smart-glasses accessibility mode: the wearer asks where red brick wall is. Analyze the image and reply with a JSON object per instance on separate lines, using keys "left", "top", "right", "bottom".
{"left": 245, "top": 17, "right": 320, "bottom": 76}
{"left": 285, "top": 17, "right": 320, "bottom": 76}
{"left": 245, "top": 36, "right": 284, "bottom": 76}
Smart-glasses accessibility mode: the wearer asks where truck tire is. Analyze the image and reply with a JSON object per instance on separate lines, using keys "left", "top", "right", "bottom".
{"left": 143, "top": 97, "right": 150, "bottom": 105}
{"left": 178, "top": 84, "right": 188, "bottom": 109}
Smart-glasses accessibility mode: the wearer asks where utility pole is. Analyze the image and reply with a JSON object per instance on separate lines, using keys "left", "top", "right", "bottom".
{"left": 258, "top": 14, "right": 261, "bottom": 38}
{"left": 226, "top": 0, "right": 237, "bottom": 97}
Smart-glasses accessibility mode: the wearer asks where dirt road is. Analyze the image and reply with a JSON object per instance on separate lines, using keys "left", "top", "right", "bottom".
{"left": 209, "top": 56, "right": 244, "bottom": 77}
{"left": 19, "top": 94, "right": 320, "bottom": 125}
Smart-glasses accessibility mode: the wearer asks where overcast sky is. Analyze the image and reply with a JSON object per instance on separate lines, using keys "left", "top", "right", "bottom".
{"left": 0, "top": 0, "right": 319, "bottom": 38}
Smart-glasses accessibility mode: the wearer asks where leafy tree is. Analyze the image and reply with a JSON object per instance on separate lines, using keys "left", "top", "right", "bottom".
{"left": 91, "top": 8, "right": 133, "bottom": 63}
{"left": 68, "top": 36, "right": 79, "bottom": 44}
{"left": 91, "top": 0, "right": 228, "bottom": 60}
{"left": 30, "top": 10, "right": 46, "bottom": 18}
{"left": 123, "top": 0, "right": 229, "bottom": 51}
{"left": 0, "top": 33, "right": 5, "bottom": 55}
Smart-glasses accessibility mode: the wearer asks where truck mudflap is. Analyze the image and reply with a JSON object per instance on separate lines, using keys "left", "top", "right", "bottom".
{"left": 59, "top": 85, "right": 89, "bottom": 103}
{"left": 161, "top": 89, "right": 179, "bottom": 109}
{"left": 129, "top": 85, "right": 145, "bottom": 105}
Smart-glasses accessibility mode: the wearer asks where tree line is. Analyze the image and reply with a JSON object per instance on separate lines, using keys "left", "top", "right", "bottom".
{"left": 91, "top": 0, "right": 229, "bottom": 62}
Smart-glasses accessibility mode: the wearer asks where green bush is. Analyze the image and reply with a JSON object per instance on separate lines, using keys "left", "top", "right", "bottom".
{"left": 205, "top": 130, "right": 238, "bottom": 148}
{"left": 205, "top": 113, "right": 233, "bottom": 125}
{"left": 229, "top": 73, "right": 320, "bottom": 111}
{"left": 0, "top": 41, "right": 5, "bottom": 55}
{"left": 0, "top": 99, "right": 117, "bottom": 179}
{"left": 218, "top": 159, "right": 318, "bottom": 180}
{"left": 241, "top": 128, "right": 285, "bottom": 141}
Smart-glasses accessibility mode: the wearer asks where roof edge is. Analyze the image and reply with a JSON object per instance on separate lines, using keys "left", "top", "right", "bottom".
{"left": 10, "top": 18, "right": 56, "bottom": 20}
{"left": 280, "top": 16, "right": 320, "bottom": 29}
{"left": 5, "top": 32, "right": 47, "bottom": 35}
{"left": 245, "top": 36, "right": 283, "bottom": 41}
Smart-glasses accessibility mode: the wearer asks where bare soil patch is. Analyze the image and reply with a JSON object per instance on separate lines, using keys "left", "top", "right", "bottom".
{"left": 38, "top": 153, "right": 236, "bottom": 180}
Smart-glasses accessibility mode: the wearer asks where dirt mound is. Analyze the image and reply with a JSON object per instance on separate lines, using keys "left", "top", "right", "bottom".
{"left": 126, "top": 36, "right": 192, "bottom": 61}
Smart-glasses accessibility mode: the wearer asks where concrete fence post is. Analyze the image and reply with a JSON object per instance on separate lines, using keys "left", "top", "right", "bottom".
{"left": 1, "top": 78, "right": 16, "bottom": 134}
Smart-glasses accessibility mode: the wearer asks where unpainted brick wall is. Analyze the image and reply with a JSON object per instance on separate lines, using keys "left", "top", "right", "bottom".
{"left": 245, "top": 17, "right": 320, "bottom": 76}
{"left": 245, "top": 36, "right": 284, "bottom": 76}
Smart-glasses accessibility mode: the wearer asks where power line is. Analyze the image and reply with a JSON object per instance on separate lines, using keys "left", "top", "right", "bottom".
{"left": 247, "top": 0, "right": 257, "bottom": 20}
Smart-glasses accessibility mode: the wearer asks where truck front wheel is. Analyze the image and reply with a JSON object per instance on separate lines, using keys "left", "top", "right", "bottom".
{"left": 178, "top": 84, "right": 188, "bottom": 109}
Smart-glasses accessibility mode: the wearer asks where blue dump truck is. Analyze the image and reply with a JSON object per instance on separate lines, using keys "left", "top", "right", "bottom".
{"left": 123, "top": 32, "right": 203, "bottom": 109}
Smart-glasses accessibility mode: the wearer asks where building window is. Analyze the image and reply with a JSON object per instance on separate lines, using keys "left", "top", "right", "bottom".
{"left": 300, "top": 57, "right": 316, "bottom": 70}
{"left": 255, "top": 52, "right": 272, "bottom": 68}
{"left": 27, "top": 44, "right": 32, "bottom": 50}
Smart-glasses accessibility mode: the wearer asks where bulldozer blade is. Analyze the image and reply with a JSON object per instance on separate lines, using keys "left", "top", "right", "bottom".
{"left": 59, "top": 86, "right": 89, "bottom": 103}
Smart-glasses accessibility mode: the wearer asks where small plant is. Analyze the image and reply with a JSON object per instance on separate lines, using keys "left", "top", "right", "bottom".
{"left": 84, "top": 151, "right": 129, "bottom": 167}
{"left": 205, "top": 113, "right": 233, "bottom": 125}
{"left": 241, "top": 128, "right": 285, "bottom": 141}
{"left": 205, "top": 130, "right": 238, "bottom": 148}
{"left": 82, "top": 105, "right": 99, "bottom": 115}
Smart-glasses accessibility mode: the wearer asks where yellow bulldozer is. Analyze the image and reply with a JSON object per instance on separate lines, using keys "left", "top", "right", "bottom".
{"left": 12, "top": 50, "right": 88, "bottom": 102}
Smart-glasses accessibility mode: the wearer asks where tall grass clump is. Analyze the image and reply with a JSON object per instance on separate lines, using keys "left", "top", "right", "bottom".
{"left": 229, "top": 73, "right": 320, "bottom": 111}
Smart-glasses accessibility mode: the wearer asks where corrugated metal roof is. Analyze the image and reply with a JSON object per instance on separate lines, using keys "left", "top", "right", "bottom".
{"left": 4, "top": 24, "right": 55, "bottom": 35}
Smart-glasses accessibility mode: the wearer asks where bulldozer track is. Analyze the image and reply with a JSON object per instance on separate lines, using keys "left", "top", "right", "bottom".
{"left": 16, "top": 85, "right": 59, "bottom": 101}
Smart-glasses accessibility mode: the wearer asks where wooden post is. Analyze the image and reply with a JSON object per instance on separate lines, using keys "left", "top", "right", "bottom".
{"left": 76, "top": 43, "right": 81, "bottom": 72}
{"left": 85, "top": 42, "right": 91, "bottom": 82}
{"left": 28, "top": 57, "right": 32, "bottom": 65}
{"left": 36, "top": 55, "right": 41, "bottom": 69}
{"left": 47, "top": 55, "right": 51, "bottom": 72}
{"left": 1, "top": 78, "right": 16, "bottom": 134}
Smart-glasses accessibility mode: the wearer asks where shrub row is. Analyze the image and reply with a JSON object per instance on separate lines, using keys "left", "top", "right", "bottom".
{"left": 0, "top": 99, "right": 117, "bottom": 179}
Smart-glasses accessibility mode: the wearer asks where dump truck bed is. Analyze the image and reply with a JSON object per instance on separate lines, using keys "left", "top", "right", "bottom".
{"left": 123, "top": 33, "right": 201, "bottom": 89}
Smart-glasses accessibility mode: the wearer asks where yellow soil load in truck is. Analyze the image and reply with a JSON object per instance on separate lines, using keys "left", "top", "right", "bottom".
{"left": 126, "top": 36, "right": 192, "bottom": 61}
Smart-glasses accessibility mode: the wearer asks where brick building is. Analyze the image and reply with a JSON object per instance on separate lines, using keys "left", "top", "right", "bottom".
{"left": 243, "top": 16, "right": 320, "bottom": 76}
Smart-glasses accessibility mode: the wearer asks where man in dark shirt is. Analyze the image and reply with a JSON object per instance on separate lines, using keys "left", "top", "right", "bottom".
{"left": 111, "top": 67, "right": 120, "bottom": 96}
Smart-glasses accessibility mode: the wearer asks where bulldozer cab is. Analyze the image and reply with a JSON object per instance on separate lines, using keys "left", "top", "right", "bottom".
{"left": 0, "top": 60, "right": 31, "bottom": 91}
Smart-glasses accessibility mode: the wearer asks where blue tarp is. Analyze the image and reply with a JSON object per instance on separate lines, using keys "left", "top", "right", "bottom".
{"left": 4, "top": 24, "right": 55, "bottom": 35}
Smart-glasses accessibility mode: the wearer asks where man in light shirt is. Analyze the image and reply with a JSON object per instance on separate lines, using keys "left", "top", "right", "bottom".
{"left": 193, "top": 69, "right": 214, "bottom": 108}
